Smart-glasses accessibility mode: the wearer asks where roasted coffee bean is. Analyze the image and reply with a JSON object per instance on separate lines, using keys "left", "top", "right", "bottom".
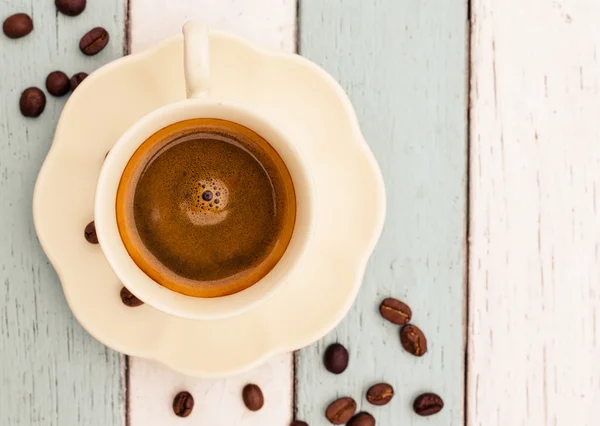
{"left": 325, "top": 397, "right": 356, "bottom": 425}
{"left": 413, "top": 393, "right": 444, "bottom": 416}
{"left": 84, "top": 221, "right": 98, "bottom": 244}
{"left": 79, "top": 27, "right": 109, "bottom": 55}
{"left": 46, "top": 71, "right": 70, "bottom": 97}
{"left": 400, "top": 324, "right": 427, "bottom": 356}
{"left": 70, "top": 72, "right": 88, "bottom": 91}
{"left": 290, "top": 421, "right": 309, "bottom": 426}
{"left": 324, "top": 343, "right": 349, "bottom": 374}
{"left": 120, "top": 287, "right": 143, "bottom": 307}
{"left": 347, "top": 412, "right": 375, "bottom": 426}
{"left": 19, "top": 87, "right": 46, "bottom": 118}
{"left": 242, "top": 384, "right": 264, "bottom": 411}
{"left": 379, "top": 297, "right": 412, "bottom": 325}
{"left": 55, "top": 0, "right": 86, "bottom": 16}
{"left": 3, "top": 13, "right": 33, "bottom": 39}
{"left": 366, "top": 383, "right": 394, "bottom": 406}
{"left": 172, "top": 391, "right": 194, "bottom": 417}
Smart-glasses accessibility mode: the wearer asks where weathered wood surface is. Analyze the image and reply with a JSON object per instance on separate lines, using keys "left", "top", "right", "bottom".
{"left": 469, "top": 1, "right": 600, "bottom": 425}
{"left": 2, "top": 0, "right": 472, "bottom": 425}
{"left": 0, "top": 1, "right": 125, "bottom": 425}
{"left": 296, "top": 0, "right": 468, "bottom": 425}
{"left": 126, "top": 1, "right": 296, "bottom": 425}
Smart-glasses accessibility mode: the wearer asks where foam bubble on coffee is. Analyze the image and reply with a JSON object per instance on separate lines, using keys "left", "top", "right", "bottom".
{"left": 180, "top": 178, "right": 230, "bottom": 226}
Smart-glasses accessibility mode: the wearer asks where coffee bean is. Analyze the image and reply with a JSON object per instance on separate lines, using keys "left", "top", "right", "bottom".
{"left": 120, "top": 287, "right": 143, "bottom": 307}
{"left": 3, "top": 13, "right": 33, "bottom": 39}
{"left": 19, "top": 88, "right": 46, "bottom": 118}
{"left": 290, "top": 422, "right": 309, "bottom": 426}
{"left": 172, "top": 391, "right": 194, "bottom": 417}
{"left": 70, "top": 72, "right": 88, "bottom": 91}
{"left": 347, "top": 412, "right": 375, "bottom": 426}
{"left": 413, "top": 393, "right": 444, "bottom": 416}
{"left": 324, "top": 343, "right": 349, "bottom": 374}
{"left": 46, "top": 71, "right": 70, "bottom": 97}
{"left": 84, "top": 221, "right": 98, "bottom": 244}
{"left": 366, "top": 383, "right": 394, "bottom": 406}
{"left": 79, "top": 27, "right": 109, "bottom": 55}
{"left": 325, "top": 397, "right": 356, "bottom": 425}
{"left": 242, "top": 384, "right": 264, "bottom": 411}
{"left": 55, "top": 0, "right": 86, "bottom": 16}
{"left": 399, "top": 324, "right": 427, "bottom": 356}
{"left": 379, "top": 297, "right": 412, "bottom": 325}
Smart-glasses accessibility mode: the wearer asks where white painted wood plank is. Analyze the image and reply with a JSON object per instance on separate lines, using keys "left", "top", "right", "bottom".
{"left": 129, "top": 355, "right": 292, "bottom": 425}
{"left": 128, "top": 2, "right": 296, "bottom": 425}
{"left": 130, "top": 0, "right": 296, "bottom": 53}
{"left": 470, "top": 0, "right": 600, "bottom": 425}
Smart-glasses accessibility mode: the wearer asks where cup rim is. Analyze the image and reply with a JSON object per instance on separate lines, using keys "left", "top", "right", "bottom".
{"left": 95, "top": 99, "right": 315, "bottom": 320}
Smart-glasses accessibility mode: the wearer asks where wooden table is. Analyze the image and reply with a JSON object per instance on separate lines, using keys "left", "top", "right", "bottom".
{"left": 1, "top": 0, "right": 594, "bottom": 425}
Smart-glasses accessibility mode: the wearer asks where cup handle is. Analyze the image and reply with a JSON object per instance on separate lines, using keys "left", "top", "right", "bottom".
{"left": 183, "top": 21, "right": 210, "bottom": 99}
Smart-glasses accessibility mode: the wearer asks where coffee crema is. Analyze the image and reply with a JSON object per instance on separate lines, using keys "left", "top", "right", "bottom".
{"left": 116, "top": 118, "right": 296, "bottom": 298}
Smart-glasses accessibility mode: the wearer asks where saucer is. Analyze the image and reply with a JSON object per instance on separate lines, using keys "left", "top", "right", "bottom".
{"left": 33, "top": 32, "right": 385, "bottom": 377}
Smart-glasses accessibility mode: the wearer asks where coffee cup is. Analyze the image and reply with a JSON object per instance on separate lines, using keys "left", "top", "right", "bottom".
{"left": 95, "top": 22, "right": 315, "bottom": 320}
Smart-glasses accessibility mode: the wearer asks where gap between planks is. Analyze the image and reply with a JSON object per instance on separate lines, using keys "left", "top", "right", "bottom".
{"left": 465, "top": 0, "right": 473, "bottom": 425}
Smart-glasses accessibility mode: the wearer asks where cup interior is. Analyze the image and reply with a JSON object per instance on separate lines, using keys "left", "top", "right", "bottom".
{"left": 95, "top": 100, "right": 314, "bottom": 320}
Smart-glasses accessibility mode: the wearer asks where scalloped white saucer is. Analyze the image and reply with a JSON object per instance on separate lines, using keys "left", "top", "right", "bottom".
{"left": 33, "top": 32, "right": 386, "bottom": 377}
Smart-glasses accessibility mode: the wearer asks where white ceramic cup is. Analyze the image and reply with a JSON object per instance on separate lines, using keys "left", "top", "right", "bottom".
{"left": 95, "top": 22, "right": 315, "bottom": 320}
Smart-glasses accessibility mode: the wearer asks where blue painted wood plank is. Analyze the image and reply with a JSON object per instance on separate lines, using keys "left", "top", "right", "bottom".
{"left": 0, "top": 1, "right": 126, "bottom": 425}
{"left": 296, "top": 0, "right": 468, "bottom": 424}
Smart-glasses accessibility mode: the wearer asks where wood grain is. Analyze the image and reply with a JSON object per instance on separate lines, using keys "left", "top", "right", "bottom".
{"left": 127, "top": 2, "right": 296, "bottom": 425}
{"left": 296, "top": 0, "right": 468, "bottom": 425}
{"left": 0, "top": 1, "right": 126, "bottom": 425}
{"left": 469, "top": 1, "right": 600, "bottom": 425}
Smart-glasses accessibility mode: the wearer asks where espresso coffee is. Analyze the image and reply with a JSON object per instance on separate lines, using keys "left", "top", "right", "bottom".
{"left": 116, "top": 118, "right": 296, "bottom": 298}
